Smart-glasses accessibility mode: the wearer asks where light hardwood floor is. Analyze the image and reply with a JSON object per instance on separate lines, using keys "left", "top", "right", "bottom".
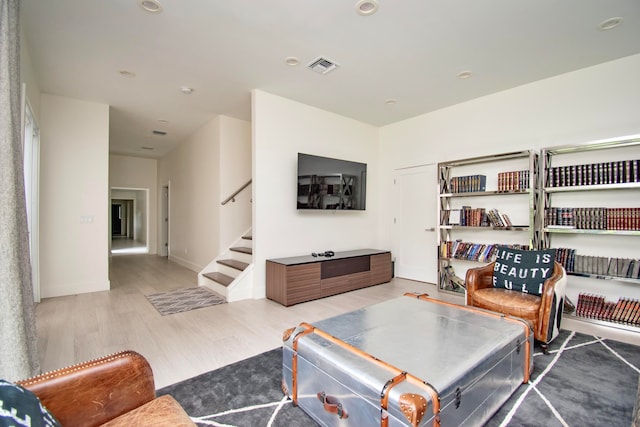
{"left": 34, "top": 254, "right": 638, "bottom": 389}
{"left": 34, "top": 254, "right": 444, "bottom": 388}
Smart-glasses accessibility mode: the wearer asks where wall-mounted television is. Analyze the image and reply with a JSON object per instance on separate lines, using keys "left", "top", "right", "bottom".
{"left": 297, "top": 153, "right": 367, "bottom": 210}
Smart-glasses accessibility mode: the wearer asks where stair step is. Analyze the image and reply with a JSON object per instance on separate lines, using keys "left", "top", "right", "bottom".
{"left": 242, "top": 234, "right": 252, "bottom": 240}
{"left": 217, "top": 259, "right": 249, "bottom": 271}
{"left": 230, "top": 246, "right": 252, "bottom": 255}
{"left": 202, "top": 272, "right": 234, "bottom": 287}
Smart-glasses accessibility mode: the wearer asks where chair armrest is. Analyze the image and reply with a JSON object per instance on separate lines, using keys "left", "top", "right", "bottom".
{"left": 536, "top": 262, "right": 566, "bottom": 342}
{"left": 18, "top": 351, "right": 156, "bottom": 427}
{"left": 465, "top": 262, "right": 496, "bottom": 305}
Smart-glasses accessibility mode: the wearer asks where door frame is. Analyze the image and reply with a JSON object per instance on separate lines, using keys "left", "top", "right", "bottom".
{"left": 109, "top": 188, "right": 150, "bottom": 254}
{"left": 160, "top": 183, "right": 170, "bottom": 257}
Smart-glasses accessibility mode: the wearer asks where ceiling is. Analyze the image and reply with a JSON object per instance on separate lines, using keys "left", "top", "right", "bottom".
{"left": 20, "top": 0, "right": 640, "bottom": 159}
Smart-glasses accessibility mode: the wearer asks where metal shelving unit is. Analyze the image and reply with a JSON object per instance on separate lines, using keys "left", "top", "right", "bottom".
{"left": 540, "top": 134, "right": 640, "bottom": 331}
{"left": 437, "top": 150, "right": 539, "bottom": 294}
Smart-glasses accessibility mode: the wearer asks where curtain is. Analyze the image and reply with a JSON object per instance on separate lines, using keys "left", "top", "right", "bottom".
{"left": 0, "top": 0, "right": 40, "bottom": 381}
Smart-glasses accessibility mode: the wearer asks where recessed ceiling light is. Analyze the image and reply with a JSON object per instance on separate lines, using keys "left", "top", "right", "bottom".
{"left": 141, "top": 146, "right": 155, "bottom": 150}
{"left": 138, "top": 0, "right": 162, "bottom": 13}
{"left": 152, "top": 130, "right": 167, "bottom": 135}
{"left": 157, "top": 119, "right": 169, "bottom": 124}
{"left": 119, "top": 70, "right": 136, "bottom": 78}
{"left": 599, "top": 17, "right": 623, "bottom": 30}
{"left": 285, "top": 57, "right": 300, "bottom": 66}
{"left": 355, "top": 0, "right": 379, "bottom": 16}
{"left": 180, "top": 86, "right": 194, "bottom": 95}
{"left": 384, "top": 99, "right": 397, "bottom": 106}
{"left": 457, "top": 70, "right": 473, "bottom": 79}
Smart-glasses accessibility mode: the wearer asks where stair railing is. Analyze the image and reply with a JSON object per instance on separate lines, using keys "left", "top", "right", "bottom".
{"left": 221, "top": 179, "right": 252, "bottom": 205}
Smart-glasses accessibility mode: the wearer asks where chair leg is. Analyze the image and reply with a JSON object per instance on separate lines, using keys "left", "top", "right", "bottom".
{"left": 540, "top": 343, "right": 549, "bottom": 354}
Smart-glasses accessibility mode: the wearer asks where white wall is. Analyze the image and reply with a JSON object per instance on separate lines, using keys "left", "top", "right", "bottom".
{"left": 219, "top": 116, "right": 252, "bottom": 251}
{"left": 158, "top": 117, "right": 222, "bottom": 271}
{"left": 378, "top": 53, "right": 640, "bottom": 301}
{"left": 252, "top": 90, "right": 379, "bottom": 299}
{"left": 39, "top": 94, "right": 110, "bottom": 297}
{"left": 109, "top": 155, "right": 158, "bottom": 251}
{"left": 157, "top": 115, "right": 252, "bottom": 273}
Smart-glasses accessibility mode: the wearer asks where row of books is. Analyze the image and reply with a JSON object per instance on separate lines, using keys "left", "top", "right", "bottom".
{"left": 575, "top": 294, "right": 640, "bottom": 327}
{"left": 449, "top": 174, "right": 486, "bottom": 193}
{"left": 545, "top": 207, "right": 640, "bottom": 231}
{"left": 442, "top": 207, "right": 514, "bottom": 227}
{"left": 497, "top": 170, "right": 530, "bottom": 192}
{"left": 554, "top": 247, "right": 640, "bottom": 278}
{"left": 440, "top": 241, "right": 529, "bottom": 262}
{"left": 547, "top": 159, "right": 640, "bottom": 187}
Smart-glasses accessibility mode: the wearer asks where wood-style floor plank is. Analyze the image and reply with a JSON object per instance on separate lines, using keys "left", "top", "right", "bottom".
{"left": 34, "top": 254, "right": 438, "bottom": 388}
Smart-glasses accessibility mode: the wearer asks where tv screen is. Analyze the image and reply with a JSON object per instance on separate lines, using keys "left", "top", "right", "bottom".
{"left": 297, "top": 153, "right": 367, "bottom": 210}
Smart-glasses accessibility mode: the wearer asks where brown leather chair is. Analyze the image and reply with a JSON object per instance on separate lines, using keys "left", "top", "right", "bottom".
{"left": 17, "top": 351, "right": 195, "bottom": 427}
{"left": 465, "top": 261, "right": 566, "bottom": 351}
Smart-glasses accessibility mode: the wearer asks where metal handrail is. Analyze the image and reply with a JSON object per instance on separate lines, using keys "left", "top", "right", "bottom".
{"left": 221, "top": 179, "right": 252, "bottom": 205}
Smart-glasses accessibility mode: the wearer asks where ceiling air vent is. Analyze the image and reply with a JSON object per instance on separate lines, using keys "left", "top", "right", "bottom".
{"left": 152, "top": 129, "right": 167, "bottom": 136}
{"left": 307, "top": 57, "right": 339, "bottom": 75}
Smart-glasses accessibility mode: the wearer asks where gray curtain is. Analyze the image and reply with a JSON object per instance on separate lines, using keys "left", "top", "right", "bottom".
{"left": 0, "top": 0, "right": 40, "bottom": 381}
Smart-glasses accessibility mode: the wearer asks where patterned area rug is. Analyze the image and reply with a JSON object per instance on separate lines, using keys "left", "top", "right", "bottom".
{"left": 146, "top": 287, "right": 226, "bottom": 316}
{"left": 158, "top": 330, "right": 640, "bottom": 426}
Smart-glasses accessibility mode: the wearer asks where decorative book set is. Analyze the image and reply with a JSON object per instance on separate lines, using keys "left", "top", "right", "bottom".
{"left": 442, "top": 207, "right": 514, "bottom": 228}
{"left": 547, "top": 159, "right": 640, "bottom": 187}
{"left": 448, "top": 174, "right": 486, "bottom": 193}
{"left": 575, "top": 293, "right": 640, "bottom": 327}
{"left": 554, "top": 248, "right": 640, "bottom": 279}
{"left": 448, "top": 170, "right": 530, "bottom": 194}
{"left": 497, "top": 170, "right": 530, "bottom": 192}
{"left": 545, "top": 207, "right": 640, "bottom": 230}
{"left": 439, "top": 241, "right": 529, "bottom": 263}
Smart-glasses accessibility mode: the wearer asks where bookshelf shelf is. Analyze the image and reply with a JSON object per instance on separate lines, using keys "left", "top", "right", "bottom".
{"left": 437, "top": 150, "right": 539, "bottom": 294}
{"left": 544, "top": 182, "right": 640, "bottom": 193}
{"left": 543, "top": 228, "right": 640, "bottom": 236}
{"left": 565, "top": 314, "right": 640, "bottom": 334}
{"left": 439, "top": 189, "right": 531, "bottom": 198}
{"left": 441, "top": 225, "right": 530, "bottom": 231}
{"left": 541, "top": 134, "right": 640, "bottom": 335}
{"left": 567, "top": 272, "right": 640, "bottom": 284}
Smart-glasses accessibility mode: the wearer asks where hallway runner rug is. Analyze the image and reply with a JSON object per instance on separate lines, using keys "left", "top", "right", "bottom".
{"left": 158, "top": 330, "right": 640, "bottom": 426}
{"left": 146, "top": 287, "right": 226, "bottom": 316}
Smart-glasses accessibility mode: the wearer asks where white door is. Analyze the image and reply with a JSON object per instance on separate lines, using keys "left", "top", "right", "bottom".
{"left": 393, "top": 164, "right": 438, "bottom": 283}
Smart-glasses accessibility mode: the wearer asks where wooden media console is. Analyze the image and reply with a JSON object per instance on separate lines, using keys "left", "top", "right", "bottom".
{"left": 266, "top": 249, "right": 392, "bottom": 306}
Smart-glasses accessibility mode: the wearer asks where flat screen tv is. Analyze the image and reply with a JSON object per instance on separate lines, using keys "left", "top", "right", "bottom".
{"left": 297, "top": 153, "right": 367, "bottom": 210}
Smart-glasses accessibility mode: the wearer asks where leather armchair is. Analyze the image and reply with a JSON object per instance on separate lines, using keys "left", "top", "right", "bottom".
{"left": 17, "top": 351, "right": 195, "bottom": 427}
{"left": 465, "top": 261, "right": 566, "bottom": 350}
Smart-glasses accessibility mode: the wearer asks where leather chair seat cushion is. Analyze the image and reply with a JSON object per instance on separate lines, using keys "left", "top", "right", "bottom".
{"left": 472, "top": 288, "right": 540, "bottom": 322}
{"left": 101, "top": 395, "right": 195, "bottom": 427}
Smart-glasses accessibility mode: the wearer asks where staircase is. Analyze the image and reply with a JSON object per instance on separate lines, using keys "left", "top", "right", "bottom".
{"left": 198, "top": 231, "right": 254, "bottom": 302}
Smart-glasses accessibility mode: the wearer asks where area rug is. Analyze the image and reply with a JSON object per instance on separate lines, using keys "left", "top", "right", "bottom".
{"left": 146, "top": 287, "right": 226, "bottom": 316}
{"left": 158, "top": 330, "right": 640, "bottom": 426}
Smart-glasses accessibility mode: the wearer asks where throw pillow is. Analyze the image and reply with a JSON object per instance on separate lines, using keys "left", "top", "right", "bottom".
{"left": 0, "top": 379, "right": 61, "bottom": 427}
{"left": 492, "top": 247, "right": 556, "bottom": 296}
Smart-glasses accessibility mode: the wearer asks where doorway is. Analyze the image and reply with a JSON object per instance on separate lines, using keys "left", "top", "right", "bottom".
{"left": 110, "top": 189, "right": 149, "bottom": 255}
